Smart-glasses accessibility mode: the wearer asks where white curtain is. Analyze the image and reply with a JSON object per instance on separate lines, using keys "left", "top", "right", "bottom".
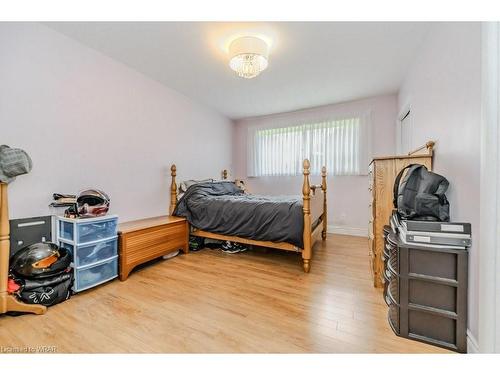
{"left": 248, "top": 115, "right": 371, "bottom": 177}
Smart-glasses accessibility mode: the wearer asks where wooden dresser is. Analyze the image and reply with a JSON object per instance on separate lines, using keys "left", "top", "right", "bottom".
{"left": 118, "top": 216, "right": 188, "bottom": 281}
{"left": 368, "top": 142, "right": 434, "bottom": 288}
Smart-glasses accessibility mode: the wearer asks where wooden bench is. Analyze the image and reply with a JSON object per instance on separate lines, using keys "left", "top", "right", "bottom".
{"left": 118, "top": 215, "right": 188, "bottom": 281}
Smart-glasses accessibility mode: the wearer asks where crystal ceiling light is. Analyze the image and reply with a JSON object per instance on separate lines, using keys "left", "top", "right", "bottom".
{"left": 228, "top": 36, "right": 269, "bottom": 79}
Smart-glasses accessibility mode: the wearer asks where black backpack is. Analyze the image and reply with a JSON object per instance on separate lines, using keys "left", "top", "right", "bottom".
{"left": 393, "top": 164, "right": 450, "bottom": 221}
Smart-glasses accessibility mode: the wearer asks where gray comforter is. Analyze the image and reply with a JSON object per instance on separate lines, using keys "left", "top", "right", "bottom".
{"left": 173, "top": 181, "right": 304, "bottom": 248}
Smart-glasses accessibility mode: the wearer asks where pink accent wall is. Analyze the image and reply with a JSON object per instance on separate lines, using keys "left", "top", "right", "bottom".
{"left": 398, "top": 22, "right": 481, "bottom": 340}
{"left": 0, "top": 23, "right": 233, "bottom": 222}
{"left": 233, "top": 95, "right": 398, "bottom": 234}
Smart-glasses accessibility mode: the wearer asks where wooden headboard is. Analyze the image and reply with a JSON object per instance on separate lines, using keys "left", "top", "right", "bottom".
{"left": 168, "top": 166, "right": 230, "bottom": 215}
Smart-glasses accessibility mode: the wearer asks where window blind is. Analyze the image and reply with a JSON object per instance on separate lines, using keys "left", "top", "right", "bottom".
{"left": 250, "top": 116, "right": 369, "bottom": 177}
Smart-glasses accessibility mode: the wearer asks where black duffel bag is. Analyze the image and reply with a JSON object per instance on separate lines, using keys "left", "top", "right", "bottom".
{"left": 393, "top": 164, "right": 450, "bottom": 221}
{"left": 16, "top": 270, "right": 73, "bottom": 306}
{"left": 10, "top": 242, "right": 74, "bottom": 307}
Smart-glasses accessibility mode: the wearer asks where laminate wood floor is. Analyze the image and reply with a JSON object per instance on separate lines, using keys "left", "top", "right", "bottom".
{"left": 0, "top": 234, "right": 450, "bottom": 353}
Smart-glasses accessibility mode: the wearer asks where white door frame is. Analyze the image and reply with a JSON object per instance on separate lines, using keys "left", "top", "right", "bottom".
{"left": 478, "top": 21, "right": 500, "bottom": 353}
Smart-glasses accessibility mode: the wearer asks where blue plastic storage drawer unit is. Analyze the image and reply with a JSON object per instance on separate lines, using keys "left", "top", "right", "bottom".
{"left": 57, "top": 215, "right": 119, "bottom": 292}
{"left": 75, "top": 256, "right": 118, "bottom": 291}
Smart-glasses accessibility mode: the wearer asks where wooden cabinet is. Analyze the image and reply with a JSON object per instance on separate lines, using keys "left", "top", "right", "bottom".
{"left": 368, "top": 142, "right": 434, "bottom": 288}
{"left": 118, "top": 216, "right": 189, "bottom": 281}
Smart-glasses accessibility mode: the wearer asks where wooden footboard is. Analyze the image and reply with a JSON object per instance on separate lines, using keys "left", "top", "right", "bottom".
{"left": 168, "top": 160, "right": 328, "bottom": 273}
{"left": 301, "top": 160, "right": 327, "bottom": 272}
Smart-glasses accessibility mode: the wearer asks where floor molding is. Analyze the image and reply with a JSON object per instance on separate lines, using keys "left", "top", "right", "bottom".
{"left": 328, "top": 225, "right": 367, "bottom": 238}
{"left": 467, "top": 329, "right": 480, "bottom": 353}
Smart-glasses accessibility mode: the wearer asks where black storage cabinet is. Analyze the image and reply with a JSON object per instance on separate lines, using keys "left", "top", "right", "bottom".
{"left": 383, "top": 225, "right": 468, "bottom": 353}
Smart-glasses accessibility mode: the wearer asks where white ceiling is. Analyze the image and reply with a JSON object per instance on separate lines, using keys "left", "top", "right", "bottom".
{"left": 45, "top": 22, "right": 430, "bottom": 119}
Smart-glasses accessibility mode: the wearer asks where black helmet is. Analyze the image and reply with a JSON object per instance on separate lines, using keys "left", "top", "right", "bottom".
{"left": 77, "top": 189, "right": 110, "bottom": 218}
{"left": 10, "top": 242, "right": 71, "bottom": 279}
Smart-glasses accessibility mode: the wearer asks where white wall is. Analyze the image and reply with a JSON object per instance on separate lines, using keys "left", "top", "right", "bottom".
{"left": 233, "top": 95, "right": 398, "bottom": 235}
{"left": 0, "top": 23, "right": 233, "bottom": 222}
{"left": 397, "top": 22, "right": 481, "bottom": 344}
{"left": 478, "top": 22, "right": 500, "bottom": 354}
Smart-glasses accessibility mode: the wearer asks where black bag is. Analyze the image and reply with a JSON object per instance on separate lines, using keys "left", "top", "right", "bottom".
{"left": 16, "top": 270, "right": 73, "bottom": 307}
{"left": 10, "top": 242, "right": 74, "bottom": 307}
{"left": 393, "top": 164, "right": 450, "bottom": 221}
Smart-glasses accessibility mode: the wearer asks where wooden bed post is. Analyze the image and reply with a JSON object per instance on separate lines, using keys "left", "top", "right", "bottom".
{"left": 0, "top": 184, "right": 9, "bottom": 313}
{"left": 302, "top": 159, "right": 312, "bottom": 273}
{"left": 0, "top": 183, "right": 46, "bottom": 315}
{"left": 321, "top": 166, "right": 327, "bottom": 240}
{"left": 169, "top": 164, "right": 177, "bottom": 215}
{"left": 426, "top": 140, "right": 435, "bottom": 154}
{"left": 222, "top": 169, "right": 228, "bottom": 180}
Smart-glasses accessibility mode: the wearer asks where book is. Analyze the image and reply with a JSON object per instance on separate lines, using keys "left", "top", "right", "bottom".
{"left": 397, "top": 231, "right": 467, "bottom": 250}
{"left": 402, "top": 220, "right": 471, "bottom": 235}
{"left": 391, "top": 211, "right": 471, "bottom": 247}
{"left": 398, "top": 225, "right": 471, "bottom": 247}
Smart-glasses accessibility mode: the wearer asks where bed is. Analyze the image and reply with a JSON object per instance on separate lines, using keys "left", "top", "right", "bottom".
{"left": 168, "top": 159, "right": 327, "bottom": 272}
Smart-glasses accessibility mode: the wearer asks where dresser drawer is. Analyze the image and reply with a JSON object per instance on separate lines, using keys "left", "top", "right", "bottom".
{"left": 67, "top": 237, "right": 118, "bottom": 267}
{"left": 77, "top": 218, "right": 118, "bottom": 244}
{"left": 75, "top": 256, "right": 118, "bottom": 292}
{"left": 408, "top": 310, "right": 456, "bottom": 345}
{"left": 409, "top": 279, "right": 457, "bottom": 313}
{"left": 59, "top": 216, "right": 118, "bottom": 244}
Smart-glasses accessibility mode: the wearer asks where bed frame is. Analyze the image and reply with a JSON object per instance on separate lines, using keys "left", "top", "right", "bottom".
{"left": 168, "top": 159, "right": 328, "bottom": 273}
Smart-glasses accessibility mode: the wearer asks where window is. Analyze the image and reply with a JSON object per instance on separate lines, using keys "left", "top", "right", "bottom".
{"left": 250, "top": 117, "right": 367, "bottom": 177}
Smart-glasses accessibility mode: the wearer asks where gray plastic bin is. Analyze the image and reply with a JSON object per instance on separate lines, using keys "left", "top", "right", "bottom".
{"left": 384, "top": 230, "right": 468, "bottom": 353}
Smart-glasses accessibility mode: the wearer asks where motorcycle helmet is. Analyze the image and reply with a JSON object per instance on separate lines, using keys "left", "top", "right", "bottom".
{"left": 10, "top": 242, "right": 72, "bottom": 279}
{"left": 77, "top": 189, "right": 110, "bottom": 217}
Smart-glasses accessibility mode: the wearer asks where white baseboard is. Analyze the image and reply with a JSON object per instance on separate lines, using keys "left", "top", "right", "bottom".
{"left": 327, "top": 225, "right": 367, "bottom": 237}
{"left": 467, "top": 330, "right": 480, "bottom": 353}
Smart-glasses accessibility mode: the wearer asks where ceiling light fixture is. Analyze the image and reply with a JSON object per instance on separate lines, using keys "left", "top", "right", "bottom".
{"left": 228, "top": 36, "right": 269, "bottom": 79}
